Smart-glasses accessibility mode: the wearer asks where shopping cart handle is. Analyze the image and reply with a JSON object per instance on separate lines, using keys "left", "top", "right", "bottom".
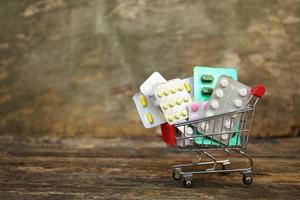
{"left": 251, "top": 84, "right": 266, "bottom": 98}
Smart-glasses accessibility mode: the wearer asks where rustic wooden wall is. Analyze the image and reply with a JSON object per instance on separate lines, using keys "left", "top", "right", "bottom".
{"left": 0, "top": 0, "right": 299, "bottom": 137}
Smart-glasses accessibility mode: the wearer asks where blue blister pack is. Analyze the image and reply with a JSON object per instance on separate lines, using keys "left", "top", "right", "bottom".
{"left": 194, "top": 66, "right": 238, "bottom": 102}
{"left": 132, "top": 92, "right": 166, "bottom": 128}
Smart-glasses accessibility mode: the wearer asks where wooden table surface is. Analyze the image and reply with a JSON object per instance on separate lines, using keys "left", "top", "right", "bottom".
{"left": 0, "top": 136, "right": 299, "bottom": 199}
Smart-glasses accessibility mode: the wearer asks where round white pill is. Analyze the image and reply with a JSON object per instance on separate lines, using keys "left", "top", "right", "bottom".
{"left": 210, "top": 99, "right": 219, "bottom": 109}
{"left": 231, "top": 114, "right": 239, "bottom": 119}
{"left": 186, "top": 127, "right": 194, "bottom": 136}
{"left": 215, "top": 89, "right": 224, "bottom": 98}
{"left": 239, "top": 88, "right": 248, "bottom": 97}
{"left": 206, "top": 111, "right": 214, "bottom": 117}
{"left": 234, "top": 99, "right": 243, "bottom": 108}
{"left": 221, "top": 134, "right": 229, "bottom": 140}
{"left": 199, "top": 122, "right": 209, "bottom": 131}
{"left": 220, "top": 77, "right": 228, "bottom": 88}
{"left": 224, "top": 120, "right": 233, "bottom": 129}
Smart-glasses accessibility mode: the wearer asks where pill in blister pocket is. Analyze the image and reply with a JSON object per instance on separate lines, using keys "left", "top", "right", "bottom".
{"left": 239, "top": 88, "right": 248, "bottom": 97}
{"left": 175, "top": 112, "right": 181, "bottom": 119}
{"left": 138, "top": 95, "right": 147, "bottom": 107}
{"left": 191, "top": 102, "right": 199, "bottom": 112}
{"left": 215, "top": 89, "right": 224, "bottom": 98}
{"left": 176, "top": 98, "right": 182, "bottom": 105}
{"left": 224, "top": 120, "right": 233, "bottom": 129}
{"left": 201, "top": 87, "right": 213, "bottom": 95}
{"left": 164, "top": 89, "right": 169, "bottom": 96}
{"left": 181, "top": 109, "right": 188, "bottom": 117}
{"left": 221, "top": 134, "right": 229, "bottom": 140}
{"left": 178, "top": 85, "right": 184, "bottom": 91}
{"left": 206, "top": 111, "right": 214, "bottom": 117}
{"left": 184, "top": 82, "right": 191, "bottom": 93}
{"left": 146, "top": 112, "right": 153, "bottom": 124}
{"left": 220, "top": 77, "right": 229, "bottom": 88}
{"left": 210, "top": 99, "right": 219, "bottom": 109}
{"left": 234, "top": 99, "right": 243, "bottom": 107}
{"left": 171, "top": 87, "right": 177, "bottom": 93}
{"left": 201, "top": 74, "right": 214, "bottom": 82}
{"left": 168, "top": 115, "right": 174, "bottom": 122}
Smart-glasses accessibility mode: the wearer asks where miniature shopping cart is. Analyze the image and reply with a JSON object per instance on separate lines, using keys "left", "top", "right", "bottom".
{"left": 160, "top": 85, "right": 266, "bottom": 188}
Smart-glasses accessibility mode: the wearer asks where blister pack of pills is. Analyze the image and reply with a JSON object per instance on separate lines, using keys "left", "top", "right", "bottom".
{"left": 194, "top": 66, "right": 238, "bottom": 102}
{"left": 198, "top": 75, "right": 251, "bottom": 144}
{"left": 132, "top": 91, "right": 166, "bottom": 128}
{"left": 154, "top": 79, "right": 192, "bottom": 124}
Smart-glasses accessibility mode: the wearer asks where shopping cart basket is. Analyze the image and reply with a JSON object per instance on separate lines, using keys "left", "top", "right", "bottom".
{"left": 160, "top": 84, "right": 266, "bottom": 188}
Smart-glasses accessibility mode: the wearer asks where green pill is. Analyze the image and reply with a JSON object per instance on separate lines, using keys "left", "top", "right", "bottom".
{"left": 201, "top": 74, "right": 214, "bottom": 82}
{"left": 201, "top": 87, "right": 213, "bottom": 95}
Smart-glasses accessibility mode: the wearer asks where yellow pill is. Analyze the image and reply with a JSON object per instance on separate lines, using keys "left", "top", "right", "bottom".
{"left": 178, "top": 85, "right": 184, "bottom": 91}
{"left": 156, "top": 91, "right": 163, "bottom": 98}
{"left": 168, "top": 115, "right": 174, "bottom": 122}
{"left": 163, "top": 89, "right": 169, "bottom": 96}
{"left": 146, "top": 112, "right": 153, "bottom": 124}
{"left": 184, "top": 82, "right": 191, "bottom": 93}
{"left": 162, "top": 103, "right": 168, "bottom": 110}
{"left": 175, "top": 112, "right": 180, "bottom": 119}
{"left": 138, "top": 95, "right": 147, "bottom": 107}
{"left": 183, "top": 95, "right": 190, "bottom": 102}
{"left": 171, "top": 87, "right": 177, "bottom": 93}
{"left": 176, "top": 98, "right": 182, "bottom": 105}
{"left": 168, "top": 100, "right": 175, "bottom": 107}
{"left": 181, "top": 109, "right": 188, "bottom": 117}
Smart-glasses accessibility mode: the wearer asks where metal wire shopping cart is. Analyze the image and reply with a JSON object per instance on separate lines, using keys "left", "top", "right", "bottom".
{"left": 160, "top": 84, "right": 266, "bottom": 188}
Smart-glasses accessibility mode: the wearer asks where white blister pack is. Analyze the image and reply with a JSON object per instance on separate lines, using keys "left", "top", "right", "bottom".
{"left": 154, "top": 79, "right": 192, "bottom": 124}
{"left": 198, "top": 75, "right": 251, "bottom": 144}
{"left": 140, "top": 72, "right": 167, "bottom": 96}
{"left": 132, "top": 91, "right": 166, "bottom": 128}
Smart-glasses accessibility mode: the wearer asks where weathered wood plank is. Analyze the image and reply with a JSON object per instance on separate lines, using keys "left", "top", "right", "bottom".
{"left": 0, "top": 136, "right": 299, "bottom": 199}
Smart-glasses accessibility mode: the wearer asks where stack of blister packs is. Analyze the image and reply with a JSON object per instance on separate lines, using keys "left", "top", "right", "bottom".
{"left": 132, "top": 66, "right": 251, "bottom": 147}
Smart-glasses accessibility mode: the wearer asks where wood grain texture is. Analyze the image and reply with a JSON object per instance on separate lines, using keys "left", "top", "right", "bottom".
{"left": 0, "top": 136, "right": 299, "bottom": 199}
{"left": 0, "top": 0, "right": 299, "bottom": 137}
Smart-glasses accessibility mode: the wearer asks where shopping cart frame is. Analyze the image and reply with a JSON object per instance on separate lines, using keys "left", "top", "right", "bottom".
{"left": 161, "top": 84, "right": 266, "bottom": 188}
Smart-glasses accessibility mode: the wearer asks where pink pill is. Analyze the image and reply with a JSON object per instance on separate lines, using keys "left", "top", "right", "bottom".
{"left": 190, "top": 114, "right": 199, "bottom": 121}
{"left": 191, "top": 102, "right": 199, "bottom": 112}
{"left": 200, "top": 101, "right": 209, "bottom": 110}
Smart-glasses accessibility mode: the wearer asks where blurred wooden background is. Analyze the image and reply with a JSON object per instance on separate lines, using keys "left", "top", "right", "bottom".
{"left": 0, "top": 0, "right": 299, "bottom": 138}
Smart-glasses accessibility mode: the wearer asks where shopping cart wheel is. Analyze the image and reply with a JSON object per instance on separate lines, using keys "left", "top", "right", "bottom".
{"left": 242, "top": 173, "right": 253, "bottom": 185}
{"left": 181, "top": 177, "right": 193, "bottom": 188}
{"left": 172, "top": 169, "right": 181, "bottom": 181}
